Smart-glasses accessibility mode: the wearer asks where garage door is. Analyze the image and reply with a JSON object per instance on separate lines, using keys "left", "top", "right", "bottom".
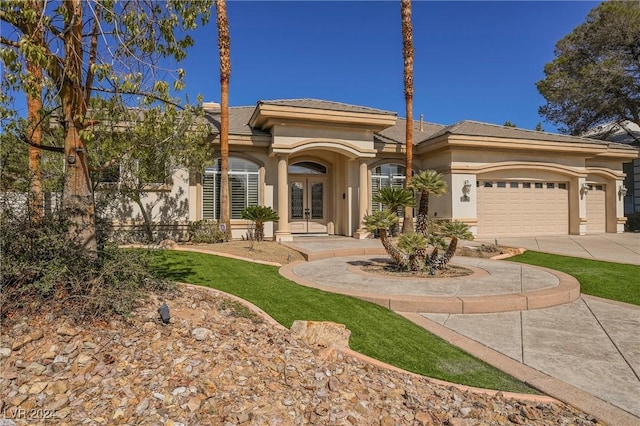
{"left": 586, "top": 184, "right": 606, "bottom": 233}
{"left": 477, "top": 180, "right": 569, "bottom": 238}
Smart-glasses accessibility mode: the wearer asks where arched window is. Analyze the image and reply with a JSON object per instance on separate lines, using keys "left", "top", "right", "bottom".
{"left": 288, "top": 161, "right": 327, "bottom": 174}
{"left": 202, "top": 158, "right": 259, "bottom": 220}
{"left": 371, "top": 163, "right": 406, "bottom": 213}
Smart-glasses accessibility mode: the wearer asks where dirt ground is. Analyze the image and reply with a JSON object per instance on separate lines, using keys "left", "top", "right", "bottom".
{"left": 183, "top": 240, "right": 307, "bottom": 264}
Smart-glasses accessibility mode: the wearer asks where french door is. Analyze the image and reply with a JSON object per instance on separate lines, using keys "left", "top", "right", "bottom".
{"left": 289, "top": 177, "right": 327, "bottom": 234}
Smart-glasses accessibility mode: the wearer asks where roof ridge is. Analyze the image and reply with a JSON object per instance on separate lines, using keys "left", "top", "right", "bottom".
{"left": 258, "top": 98, "right": 397, "bottom": 115}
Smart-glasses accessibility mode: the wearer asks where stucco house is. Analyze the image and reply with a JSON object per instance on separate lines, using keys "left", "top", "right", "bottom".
{"left": 110, "top": 98, "right": 639, "bottom": 241}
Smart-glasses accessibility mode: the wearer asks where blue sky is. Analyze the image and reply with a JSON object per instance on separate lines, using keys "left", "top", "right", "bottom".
{"left": 177, "top": 0, "right": 600, "bottom": 133}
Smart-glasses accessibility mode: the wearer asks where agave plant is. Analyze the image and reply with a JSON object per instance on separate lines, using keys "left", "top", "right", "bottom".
{"left": 372, "top": 186, "right": 415, "bottom": 236}
{"left": 440, "top": 220, "right": 474, "bottom": 267}
{"left": 363, "top": 209, "right": 409, "bottom": 269}
{"left": 409, "top": 170, "right": 447, "bottom": 236}
{"left": 241, "top": 205, "right": 279, "bottom": 242}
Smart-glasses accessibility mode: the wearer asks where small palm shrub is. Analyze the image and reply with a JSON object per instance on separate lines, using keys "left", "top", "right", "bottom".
{"left": 241, "top": 206, "right": 279, "bottom": 242}
{"left": 372, "top": 187, "right": 415, "bottom": 236}
{"left": 439, "top": 220, "right": 474, "bottom": 268}
{"left": 188, "top": 220, "right": 227, "bottom": 243}
{"left": 398, "top": 232, "right": 427, "bottom": 271}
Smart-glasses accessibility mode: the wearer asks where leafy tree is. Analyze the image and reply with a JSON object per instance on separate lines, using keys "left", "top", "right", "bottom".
{"left": 0, "top": 0, "right": 214, "bottom": 252}
{"left": 535, "top": 122, "right": 544, "bottom": 132}
{"left": 537, "top": 1, "right": 640, "bottom": 134}
{"left": 241, "top": 206, "right": 279, "bottom": 242}
{"left": 372, "top": 186, "right": 415, "bottom": 236}
{"left": 91, "top": 106, "right": 210, "bottom": 243}
{"left": 503, "top": 121, "right": 517, "bottom": 128}
{"left": 401, "top": 0, "right": 415, "bottom": 234}
{"left": 409, "top": 170, "right": 447, "bottom": 235}
{"left": 216, "top": 0, "right": 232, "bottom": 241}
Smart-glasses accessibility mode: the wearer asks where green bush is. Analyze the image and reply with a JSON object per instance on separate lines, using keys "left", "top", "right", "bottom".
{"left": 0, "top": 209, "right": 174, "bottom": 323}
{"left": 187, "top": 219, "right": 227, "bottom": 243}
{"left": 625, "top": 212, "right": 640, "bottom": 232}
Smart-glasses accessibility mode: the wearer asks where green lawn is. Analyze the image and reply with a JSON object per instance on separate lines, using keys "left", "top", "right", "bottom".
{"left": 150, "top": 250, "right": 535, "bottom": 393}
{"left": 507, "top": 251, "right": 640, "bottom": 306}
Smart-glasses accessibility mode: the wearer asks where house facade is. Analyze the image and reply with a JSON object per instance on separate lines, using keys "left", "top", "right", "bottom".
{"left": 112, "top": 99, "right": 636, "bottom": 242}
{"left": 171, "top": 99, "right": 637, "bottom": 241}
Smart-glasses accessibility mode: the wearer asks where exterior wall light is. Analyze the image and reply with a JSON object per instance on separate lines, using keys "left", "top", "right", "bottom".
{"left": 461, "top": 180, "right": 472, "bottom": 202}
{"left": 581, "top": 183, "right": 590, "bottom": 196}
{"left": 619, "top": 186, "right": 628, "bottom": 200}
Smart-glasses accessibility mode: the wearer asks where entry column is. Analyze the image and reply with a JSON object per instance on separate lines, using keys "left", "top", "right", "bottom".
{"left": 354, "top": 159, "right": 370, "bottom": 239}
{"left": 275, "top": 154, "right": 293, "bottom": 241}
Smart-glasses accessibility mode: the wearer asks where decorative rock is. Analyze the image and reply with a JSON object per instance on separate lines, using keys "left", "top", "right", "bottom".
{"left": 11, "top": 330, "right": 44, "bottom": 351}
{"left": 0, "top": 347, "right": 11, "bottom": 359}
{"left": 56, "top": 325, "right": 79, "bottom": 336}
{"left": 191, "top": 327, "right": 211, "bottom": 341}
{"left": 289, "top": 320, "right": 351, "bottom": 348}
{"left": 0, "top": 285, "right": 601, "bottom": 426}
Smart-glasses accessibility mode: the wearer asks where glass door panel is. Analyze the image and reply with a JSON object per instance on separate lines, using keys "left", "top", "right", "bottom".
{"left": 290, "top": 182, "right": 304, "bottom": 220}
{"left": 311, "top": 182, "right": 323, "bottom": 219}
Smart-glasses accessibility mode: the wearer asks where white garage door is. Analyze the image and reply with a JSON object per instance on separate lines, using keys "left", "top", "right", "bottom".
{"left": 586, "top": 184, "right": 606, "bottom": 233}
{"left": 477, "top": 180, "right": 569, "bottom": 238}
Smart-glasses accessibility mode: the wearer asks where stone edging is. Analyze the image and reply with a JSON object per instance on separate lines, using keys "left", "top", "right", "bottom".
{"left": 279, "top": 259, "right": 581, "bottom": 314}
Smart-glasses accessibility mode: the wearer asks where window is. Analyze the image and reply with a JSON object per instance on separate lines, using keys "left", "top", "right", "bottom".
{"left": 558, "top": 183, "right": 567, "bottom": 189}
{"left": 202, "top": 158, "right": 259, "bottom": 220}
{"left": 509, "top": 182, "right": 519, "bottom": 188}
{"left": 497, "top": 182, "right": 506, "bottom": 188}
{"left": 523, "top": 182, "right": 531, "bottom": 188}
{"left": 371, "top": 163, "right": 406, "bottom": 213}
{"left": 97, "top": 163, "right": 120, "bottom": 184}
{"left": 288, "top": 162, "right": 327, "bottom": 174}
{"left": 484, "top": 181, "right": 493, "bottom": 188}
{"left": 535, "top": 183, "right": 543, "bottom": 189}
{"left": 547, "top": 183, "right": 555, "bottom": 189}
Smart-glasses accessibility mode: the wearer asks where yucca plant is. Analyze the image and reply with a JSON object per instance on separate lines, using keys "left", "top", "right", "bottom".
{"left": 363, "top": 209, "right": 409, "bottom": 269}
{"left": 372, "top": 186, "right": 415, "bottom": 236}
{"left": 409, "top": 170, "right": 447, "bottom": 235}
{"left": 241, "top": 206, "right": 279, "bottom": 242}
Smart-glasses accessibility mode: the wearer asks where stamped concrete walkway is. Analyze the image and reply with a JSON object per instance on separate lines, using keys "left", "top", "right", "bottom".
{"left": 282, "top": 234, "right": 640, "bottom": 425}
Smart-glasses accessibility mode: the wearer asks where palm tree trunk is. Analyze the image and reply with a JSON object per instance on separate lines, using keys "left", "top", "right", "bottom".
{"left": 416, "top": 190, "right": 429, "bottom": 235}
{"left": 379, "top": 229, "right": 409, "bottom": 269}
{"left": 216, "top": 0, "right": 231, "bottom": 241}
{"left": 443, "top": 237, "right": 458, "bottom": 267}
{"left": 401, "top": 0, "right": 414, "bottom": 234}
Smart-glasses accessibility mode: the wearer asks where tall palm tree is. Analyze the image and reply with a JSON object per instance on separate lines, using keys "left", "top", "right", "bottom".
{"left": 216, "top": 0, "right": 231, "bottom": 240}
{"left": 440, "top": 221, "right": 474, "bottom": 267}
{"left": 372, "top": 186, "right": 415, "bottom": 236}
{"left": 409, "top": 170, "right": 447, "bottom": 235}
{"left": 400, "top": 0, "right": 414, "bottom": 234}
{"left": 363, "top": 210, "right": 409, "bottom": 269}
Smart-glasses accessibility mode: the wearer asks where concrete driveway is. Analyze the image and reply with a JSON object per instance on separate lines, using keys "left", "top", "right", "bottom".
{"left": 474, "top": 233, "right": 640, "bottom": 265}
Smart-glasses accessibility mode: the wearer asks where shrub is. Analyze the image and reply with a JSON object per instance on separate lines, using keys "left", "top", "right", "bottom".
{"left": 188, "top": 219, "right": 227, "bottom": 243}
{"left": 625, "top": 212, "right": 640, "bottom": 232}
{"left": 0, "top": 209, "right": 174, "bottom": 323}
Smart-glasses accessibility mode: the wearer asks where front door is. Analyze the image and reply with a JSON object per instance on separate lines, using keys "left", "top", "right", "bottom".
{"left": 289, "top": 177, "right": 328, "bottom": 234}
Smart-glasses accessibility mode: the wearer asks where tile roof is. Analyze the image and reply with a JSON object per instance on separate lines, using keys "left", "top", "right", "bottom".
{"left": 258, "top": 98, "right": 397, "bottom": 116}
{"left": 206, "top": 106, "right": 269, "bottom": 137}
{"left": 375, "top": 118, "right": 445, "bottom": 145}
{"left": 426, "top": 120, "right": 635, "bottom": 148}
